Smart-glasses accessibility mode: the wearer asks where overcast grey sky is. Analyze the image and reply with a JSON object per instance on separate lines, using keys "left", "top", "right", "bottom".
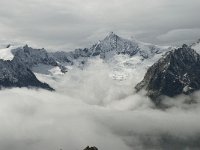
{"left": 0, "top": 0, "right": 200, "bottom": 51}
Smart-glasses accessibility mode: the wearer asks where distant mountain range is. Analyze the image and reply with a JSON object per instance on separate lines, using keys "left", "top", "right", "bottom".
{"left": 0, "top": 32, "right": 200, "bottom": 104}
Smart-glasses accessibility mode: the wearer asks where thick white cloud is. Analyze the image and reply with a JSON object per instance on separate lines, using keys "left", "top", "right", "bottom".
{"left": 0, "top": 0, "right": 200, "bottom": 50}
{"left": 1, "top": 59, "right": 200, "bottom": 150}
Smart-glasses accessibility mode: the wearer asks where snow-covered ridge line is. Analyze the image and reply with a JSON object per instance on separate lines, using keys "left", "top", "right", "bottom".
{"left": 51, "top": 32, "right": 172, "bottom": 66}
{"left": 0, "top": 32, "right": 174, "bottom": 82}
{"left": 1, "top": 32, "right": 171, "bottom": 65}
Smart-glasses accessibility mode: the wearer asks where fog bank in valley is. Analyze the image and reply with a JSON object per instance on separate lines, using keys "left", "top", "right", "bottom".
{"left": 1, "top": 59, "right": 200, "bottom": 150}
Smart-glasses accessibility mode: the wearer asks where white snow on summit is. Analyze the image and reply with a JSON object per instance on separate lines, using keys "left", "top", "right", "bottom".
{"left": 0, "top": 47, "right": 14, "bottom": 60}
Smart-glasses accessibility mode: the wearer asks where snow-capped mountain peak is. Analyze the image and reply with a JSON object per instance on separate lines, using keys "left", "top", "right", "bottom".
{"left": 87, "top": 32, "right": 170, "bottom": 60}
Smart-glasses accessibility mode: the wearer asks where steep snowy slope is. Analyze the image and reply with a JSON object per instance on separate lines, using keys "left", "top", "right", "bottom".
{"left": 107, "top": 52, "right": 166, "bottom": 81}
{"left": 52, "top": 32, "right": 171, "bottom": 65}
{"left": 96, "top": 33, "right": 171, "bottom": 80}
{"left": 50, "top": 32, "right": 171, "bottom": 80}
{"left": 91, "top": 32, "right": 169, "bottom": 60}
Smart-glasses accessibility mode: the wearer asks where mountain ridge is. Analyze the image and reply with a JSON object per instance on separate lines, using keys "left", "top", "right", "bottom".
{"left": 0, "top": 56, "right": 54, "bottom": 91}
{"left": 0, "top": 32, "right": 185, "bottom": 91}
{"left": 135, "top": 44, "right": 200, "bottom": 105}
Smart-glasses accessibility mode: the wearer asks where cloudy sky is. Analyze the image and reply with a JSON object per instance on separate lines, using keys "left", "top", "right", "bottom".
{"left": 0, "top": 0, "right": 200, "bottom": 51}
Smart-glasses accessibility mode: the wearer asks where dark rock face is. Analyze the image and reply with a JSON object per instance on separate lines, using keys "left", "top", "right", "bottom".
{"left": 0, "top": 57, "right": 54, "bottom": 91}
{"left": 135, "top": 44, "right": 200, "bottom": 104}
{"left": 6, "top": 44, "right": 11, "bottom": 48}
{"left": 83, "top": 146, "right": 98, "bottom": 150}
{"left": 12, "top": 45, "right": 68, "bottom": 73}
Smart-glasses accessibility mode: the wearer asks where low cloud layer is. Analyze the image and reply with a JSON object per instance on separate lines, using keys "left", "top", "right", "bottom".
{"left": 0, "top": 0, "right": 200, "bottom": 50}
{"left": 1, "top": 59, "right": 200, "bottom": 150}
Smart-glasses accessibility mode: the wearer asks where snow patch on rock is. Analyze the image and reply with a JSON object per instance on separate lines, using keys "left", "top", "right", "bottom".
{"left": 0, "top": 47, "right": 14, "bottom": 60}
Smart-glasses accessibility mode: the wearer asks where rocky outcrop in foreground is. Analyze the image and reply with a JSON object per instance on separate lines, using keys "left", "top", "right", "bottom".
{"left": 83, "top": 146, "right": 98, "bottom": 150}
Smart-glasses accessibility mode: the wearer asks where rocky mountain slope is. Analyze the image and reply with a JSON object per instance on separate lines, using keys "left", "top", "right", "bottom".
{"left": 0, "top": 56, "right": 54, "bottom": 90}
{"left": 50, "top": 32, "right": 171, "bottom": 80}
{"left": 51, "top": 32, "right": 170, "bottom": 65}
{"left": 12, "top": 45, "right": 68, "bottom": 73}
{"left": 135, "top": 44, "right": 200, "bottom": 104}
